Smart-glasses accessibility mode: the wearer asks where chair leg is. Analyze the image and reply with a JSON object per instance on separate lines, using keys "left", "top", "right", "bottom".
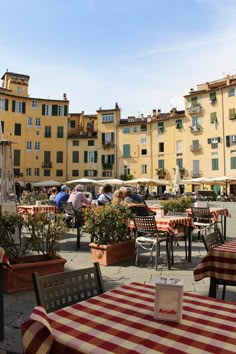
{"left": 166, "top": 240, "right": 171, "bottom": 270}
{"left": 76, "top": 226, "right": 80, "bottom": 250}
{"left": 222, "top": 284, "right": 226, "bottom": 300}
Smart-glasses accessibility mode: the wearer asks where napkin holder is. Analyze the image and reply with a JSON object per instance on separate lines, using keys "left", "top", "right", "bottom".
{"left": 154, "top": 276, "right": 184, "bottom": 322}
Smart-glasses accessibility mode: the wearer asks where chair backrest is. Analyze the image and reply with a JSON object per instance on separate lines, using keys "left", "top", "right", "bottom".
{"left": 202, "top": 229, "right": 224, "bottom": 252}
{"left": 191, "top": 207, "right": 212, "bottom": 220}
{"left": 167, "top": 211, "right": 188, "bottom": 217}
{"left": 61, "top": 201, "right": 75, "bottom": 215}
{"left": 133, "top": 215, "right": 158, "bottom": 234}
{"left": 32, "top": 263, "right": 105, "bottom": 313}
{"left": 128, "top": 204, "right": 150, "bottom": 217}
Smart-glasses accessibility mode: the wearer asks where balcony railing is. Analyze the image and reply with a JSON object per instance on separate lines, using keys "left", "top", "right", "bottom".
{"left": 42, "top": 162, "right": 52, "bottom": 168}
{"left": 102, "top": 141, "right": 114, "bottom": 149}
{"left": 190, "top": 124, "right": 201, "bottom": 132}
{"left": 102, "top": 163, "right": 113, "bottom": 170}
{"left": 187, "top": 103, "right": 201, "bottom": 114}
{"left": 191, "top": 170, "right": 202, "bottom": 177}
{"left": 190, "top": 144, "right": 202, "bottom": 152}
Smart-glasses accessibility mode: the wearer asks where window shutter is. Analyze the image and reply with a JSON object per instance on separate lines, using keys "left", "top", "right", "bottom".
{"left": 111, "top": 154, "right": 115, "bottom": 163}
{"left": 207, "top": 138, "right": 211, "bottom": 144}
{"left": 218, "top": 137, "right": 221, "bottom": 142}
{"left": 84, "top": 151, "right": 88, "bottom": 163}
{"left": 102, "top": 133, "right": 105, "bottom": 143}
{"left": 226, "top": 136, "right": 230, "bottom": 147}
{"left": 94, "top": 170, "right": 97, "bottom": 176}
{"left": 111, "top": 132, "right": 114, "bottom": 141}
{"left": 52, "top": 105, "right": 58, "bottom": 116}
{"left": 22, "top": 102, "right": 25, "bottom": 114}
{"left": 42, "top": 104, "right": 45, "bottom": 115}
{"left": 64, "top": 105, "right": 68, "bottom": 116}
{"left": 94, "top": 151, "right": 97, "bottom": 163}
{"left": 5, "top": 99, "right": 8, "bottom": 111}
{"left": 84, "top": 170, "right": 88, "bottom": 176}
{"left": 102, "top": 155, "right": 105, "bottom": 164}
{"left": 12, "top": 100, "right": 15, "bottom": 112}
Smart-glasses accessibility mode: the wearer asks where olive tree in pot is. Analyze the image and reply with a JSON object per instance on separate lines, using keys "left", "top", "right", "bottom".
{"left": 83, "top": 204, "right": 135, "bottom": 266}
{"left": 0, "top": 212, "right": 68, "bottom": 293}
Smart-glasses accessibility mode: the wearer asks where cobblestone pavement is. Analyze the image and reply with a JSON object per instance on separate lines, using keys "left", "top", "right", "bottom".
{"left": 1, "top": 201, "right": 236, "bottom": 353}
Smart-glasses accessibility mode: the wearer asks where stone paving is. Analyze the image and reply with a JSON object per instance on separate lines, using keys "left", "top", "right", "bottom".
{"left": 0, "top": 201, "right": 236, "bottom": 353}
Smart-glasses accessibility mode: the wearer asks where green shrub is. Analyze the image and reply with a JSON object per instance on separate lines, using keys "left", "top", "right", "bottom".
{"left": 160, "top": 196, "right": 192, "bottom": 214}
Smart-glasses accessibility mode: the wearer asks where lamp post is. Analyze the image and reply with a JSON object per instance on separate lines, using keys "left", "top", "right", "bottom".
{"left": 0, "top": 139, "right": 17, "bottom": 214}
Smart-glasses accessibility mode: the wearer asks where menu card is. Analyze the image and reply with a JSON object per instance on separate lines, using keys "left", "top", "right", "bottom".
{"left": 154, "top": 276, "right": 184, "bottom": 322}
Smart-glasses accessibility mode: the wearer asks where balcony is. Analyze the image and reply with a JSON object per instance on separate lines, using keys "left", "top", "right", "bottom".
{"left": 156, "top": 168, "right": 166, "bottom": 177}
{"left": 187, "top": 103, "right": 201, "bottom": 114}
{"left": 102, "top": 163, "right": 113, "bottom": 170}
{"left": 190, "top": 144, "right": 202, "bottom": 152}
{"left": 191, "top": 170, "right": 202, "bottom": 178}
{"left": 190, "top": 124, "right": 201, "bottom": 132}
{"left": 102, "top": 141, "right": 114, "bottom": 149}
{"left": 42, "top": 162, "right": 52, "bottom": 168}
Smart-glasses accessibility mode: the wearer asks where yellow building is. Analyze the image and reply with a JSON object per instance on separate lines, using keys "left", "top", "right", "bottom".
{"left": 0, "top": 71, "right": 69, "bottom": 192}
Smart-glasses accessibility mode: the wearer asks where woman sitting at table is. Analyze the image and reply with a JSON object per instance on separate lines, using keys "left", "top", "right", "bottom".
{"left": 112, "top": 189, "right": 125, "bottom": 205}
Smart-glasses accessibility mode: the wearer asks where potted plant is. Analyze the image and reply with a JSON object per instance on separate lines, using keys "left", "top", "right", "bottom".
{"left": 160, "top": 196, "right": 192, "bottom": 214}
{"left": 83, "top": 204, "right": 135, "bottom": 266}
{"left": 0, "top": 211, "right": 68, "bottom": 293}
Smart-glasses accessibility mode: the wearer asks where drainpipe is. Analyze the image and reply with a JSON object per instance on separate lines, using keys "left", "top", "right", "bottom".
{"left": 220, "top": 88, "right": 226, "bottom": 176}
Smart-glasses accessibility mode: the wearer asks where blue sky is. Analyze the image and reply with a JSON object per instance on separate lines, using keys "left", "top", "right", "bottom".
{"left": 1, "top": 0, "right": 236, "bottom": 118}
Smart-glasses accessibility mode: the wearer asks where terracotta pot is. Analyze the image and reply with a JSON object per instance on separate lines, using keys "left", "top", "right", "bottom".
{"left": 89, "top": 239, "right": 135, "bottom": 266}
{"left": 3, "top": 254, "right": 67, "bottom": 293}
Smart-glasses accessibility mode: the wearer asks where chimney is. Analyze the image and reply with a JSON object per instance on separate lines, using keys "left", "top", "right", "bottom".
{"left": 63, "top": 93, "right": 67, "bottom": 100}
{"left": 157, "top": 109, "right": 161, "bottom": 116}
{"left": 153, "top": 109, "right": 157, "bottom": 117}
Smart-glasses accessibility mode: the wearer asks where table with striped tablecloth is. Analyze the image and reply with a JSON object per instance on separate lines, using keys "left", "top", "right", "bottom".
{"left": 21, "top": 282, "right": 236, "bottom": 354}
{"left": 194, "top": 239, "right": 236, "bottom": 298}
{"left": 17, "top": 204, "right": 58, "bottom": 215}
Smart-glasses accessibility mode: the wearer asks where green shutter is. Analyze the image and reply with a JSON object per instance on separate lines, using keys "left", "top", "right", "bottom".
{"left": 226, "top": 136, "right": 230, "bottom": 147}
{"left": 111, "top": 132, "right": 114, "bottom": 141}
{"left": 22, "top": 102, "right": 25, "bottom": 114}
{"left": 102, "top": 133, "right": 105, "bottom": 143}
{"left": 102, "top": 155, "right": 105, "bottom": 164}
{"left": 111, "top": 154, "right": 115, "bottom": 163}
{"left": 231, "top": 157, "right": 236, "bottom": 169}
{"left": 94, "top": 170, "right": 97, "bottom": 176}
{"left": 5, "top": 99, "right": 8, "bottom": 111}
{"left": 229, "top": 108, "right": 236, "bottom": 119}
{"left": 207, "top": 138, "right": 211, "bottom": 144}
{"left": 84, "top": 170, "right": 88, "bottom": 176}
{"left": 52, "top": 105, "right": 58, "bottom": 116}
{"left": 42, "top": 104, "right": 45, "bottom": 115}
{"left": 94, "top": 151, "right": 97, "bottom": 163}
{"left": 12, "top": 100, "right": 15, "bottom": 112}
{"left": 84, "top": 151, "right": 88, "bottom": 163}
{"left": 64, "top": 105, "right": 68, "bottom": 116}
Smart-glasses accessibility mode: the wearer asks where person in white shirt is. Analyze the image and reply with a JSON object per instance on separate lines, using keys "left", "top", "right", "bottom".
{"left": 68, "top": 184, "right": 91, "bottom": 211}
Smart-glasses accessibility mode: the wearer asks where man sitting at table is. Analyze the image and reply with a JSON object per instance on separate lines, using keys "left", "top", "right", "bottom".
{"left": 68, "top": 184, "right": 91, "bottom": 210}
{"left": 121, "top": 187, "right": 145, "bottom": 204}
{"left": 54, "top": 185, "right": 70, "bottom": 211}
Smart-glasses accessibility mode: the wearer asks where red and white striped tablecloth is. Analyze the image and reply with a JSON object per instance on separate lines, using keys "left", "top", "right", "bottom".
{"left": 187, "top": 207, "right": 231, "bottom": 223}
{"left": 17, "top": 205, "right": 58, "bottom": 215}
{"left": 0, "top": 247, "right": 11, "bottom": 269}
{"left": 194, "top": 239, "right": 236, "bottom": 282}
{"left": 21, "top": 282, "right": 236, "bottom": 354}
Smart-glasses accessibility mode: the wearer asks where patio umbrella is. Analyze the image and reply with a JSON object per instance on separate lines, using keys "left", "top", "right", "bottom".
{"left": 95, "top": 179, "right": 125, "bottom": 186}
{"left": 203, "top": 176, "right": 236, "bottom": 193}
{"left": 65, "top": 178, "right": 97, "bottom": 185}
{"left": 174, "top": 165, "right": 181, "bottom": 194}
{"left": 127, "top": 178, "right": 169, "bottom": 186}
{"left": 33, "top": 180, "right": 62, "bottom": 187}
{"left": 181, "top": 177, "right": 211, "bottom": 185}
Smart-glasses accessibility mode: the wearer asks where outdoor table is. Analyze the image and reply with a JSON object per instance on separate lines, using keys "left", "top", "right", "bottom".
{"left": 130, "top": 215, "right": 194, "bottom": 262}
{"left": 194, "top": 239, "right": 236, "bottom": 298}
{"left": 17, "top": 204, "right": 58, "bottom": 215}
{"left": 0, "top": 247, "right": 11, "bottom": 341}
{"left": 21, "top": 282, "right": 236, "bottom": 354}
{"left": 186, "top": 207, "right": 231, "bottom": 240}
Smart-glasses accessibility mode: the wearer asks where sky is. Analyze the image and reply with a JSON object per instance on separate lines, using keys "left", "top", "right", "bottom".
{"left": 1, "top": 0, "right": 236, "bottom": 118}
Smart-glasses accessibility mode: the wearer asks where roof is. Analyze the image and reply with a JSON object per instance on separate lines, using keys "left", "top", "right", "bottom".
{"left": 1, "top": 71, "right": 30, "bottom": 80}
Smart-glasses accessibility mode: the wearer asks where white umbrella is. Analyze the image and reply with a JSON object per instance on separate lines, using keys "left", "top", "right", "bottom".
{"left": 33, "top": 180, "right": 62, "bottom": 187}
{"left": 95, "top": 179, "right": 126, "bottom": 186}
{"left": 65, "top": 178, "right": 97, "bottom": 185}
{"left": 174, "top": 165, "right": 181, "bottom": 194}
{"left": 127, "top": 178, "right": 169, "bottom": 186}
{"left": 181, "top": 177, "right": 211, "bottom": 185}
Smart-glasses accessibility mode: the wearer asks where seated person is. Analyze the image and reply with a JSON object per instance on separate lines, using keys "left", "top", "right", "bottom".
{"left": 121, "top": 187, "right": 145, "bottom": 204}
{"left": 68, "top": 184, "right": 91, "bottom": 211}
{"left": 54, "top": 185, "right": 70, "bottom": 211}
{"left": 96, "top": 184, "right": 113, "bottom": 205}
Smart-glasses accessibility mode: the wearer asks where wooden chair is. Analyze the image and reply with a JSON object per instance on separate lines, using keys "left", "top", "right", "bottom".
{"left": 32, "top": 263, "right": 105, "bottom": 313}
{"left": 201, "top": 229, "right": 235, "bottom": 299}
{"left": 166, "top": 211, "right": 188, "bottom": 260}
{"left": 133, "top": 216, "right": 171, "bottom": 270}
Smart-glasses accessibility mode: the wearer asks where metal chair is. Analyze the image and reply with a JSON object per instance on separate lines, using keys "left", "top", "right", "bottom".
{"left": 133, "top": 216, "right": 171, "bottom": 270}
{"left": 166, "top": 211, "right": 188, "bottom": 260}
{"left": 128, "top": 204, "right": 150, "bottom": 217}
{"left": 191, "top": 206, "right": 214, "bottom": 239}
{"left": 32, "top": 262, "right": 105, "bottom": 313}
{"left": 201, "top": 229, "right": 235, "bottom": 300}
{"left": 61, "top": 201, "right": 84, "bottom": 249}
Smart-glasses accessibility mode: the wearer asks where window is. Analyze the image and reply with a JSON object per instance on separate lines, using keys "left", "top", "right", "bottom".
{"left": 192, "top": 116, "right": 199, "bottom": 126}
{"left": 102, "top": 114, "right": 114, "bottom": 123}
{"left": 72, "top": 170, "right": 79, "bottom": 177}
{"left": 35, "top": 117, "right": 41, "bottom": 128}
{"left": 158, "top": 122, "right": 164, "bottom": 134}
{"left": 35, "top": 142, "right": 40, "bottom": 151}
{"left": 73, "top": 140, "right": 79, "bottom": 146}
{"left": 57, "top": 151, "right": 63, "bottom": 163}
{"left": 45, "top": 126, "right": 51, "bottom": 138}
{"left": 158, "top": 160, "right": 164, "bottom": 169}
{"left": 14, "top": 123, "right": 21, "bottom": 136}
{"left": 26, "top": 141, "right": 32, "bottom": 151}
{"left": 0, "top": 98, "right": 8, "bottom": 111}
{"left": 176, "top": 158, "right": 183, "bottom": 169}
{"left": 231, "top": 157, "right": 236, "bottom": 169}
{"left": 228, "top": 87, "right": 235, "bottom": 97}
{"left": 17, "top": 87, "right": 22, "bottom": 94}
{"left": 13, "top": 150, "right": 20, "bottom": 166}
{"left": 57, "top": 106, "right": 64, "bottom": 116}
{"left": 124, "top": 165, "right": 130, "bottom": 176}
{"left": 70, "top": 120, "right": 76, "bottom": 128}
{"left": 0, "top": 121, "right": 4, "bottom": 134}
{"left": 209, "top": 92, "right": 216, "bottom": 103}
{"left": 141, "top": 138, "right": 147, "bottom": 144}
{"left": 210, "top": 112, "right": 217, "bottom": 125}
{"left": 229, "top": 108, "right": 236, "bottom": 120}
{"left": 102, "top": 132, "right": 114, "bottom": 143}
{"left": 88, "top": 140, "right": 94, "bottom": 146}
{"left": 34, "top": 168, "right": 40, "bottom": 176}
{"left": 57, "top": 126, "right": 64, "bottom": 138}
{"left": 192, "top": 140, "right": 200, "bottom": 151}
{"left": 159, "top": 142, "right": 164, "bottom": 153}
{"left": 44, "top": 151, "right": 51, "bottom": 163}
{"left": 32, "top": 100, "right": 38, "bottom": 109}
{"left": 141, "top": 165, "right": 147, "bottom": 174}
{"left": 44, "top": 170, "right": 51, "bottom": 177}
{"left": 212, "top": 158, "right": 219, "bottom": 170}
{"left": 102, "top": 171, "right": 112, "bottom": 177}
{"left": 123, "top": 144, "right": 130, "bottom": 158}
{"left": 84, "top": 151, "right": 97, "bottom": 163}
{"left": 133, "top": 126, "right": 138, "bottom": 132}
{"left": 12, "top": 101, "right": 25, "bottom": 113}
{"left": 101, "top": 154, "right": 114, "bottom": 165}
{"left": 27, "top": 117, "right": 33, "bottom": 127}
{"left": 208, "top": 137, "right": 220, "bottom": 149}
{"left": 72, "top": 151, "right": 79, "bottom": 163}
{"left": 176, "top": 140, "right": 182, "bottom": 154}
{"left": 141, "top": 124, "right": 147, "bottom": 132}
{"left": 141, "top": 149, "right": 147, "bottom": 155}
{"left": 193, "top": 160, "right": 200, "bottom": 176}
{"left": 176, "top": 119, "right": 182, "bottom": 129}
{"left": 14, "top": 168, "right": 20, "bottom": 177}
{"left": 226, "top": 135, "right": 236, "bottom": 147}
{"left": 191, "top": 96, "right": 198, "bottom": 106}
{"left": 56, "top": 170, "right": 63, "bottom": 177}
{"left": 43, "top": 105, "right": 52, "bottom": 116}
{"left": 123, "top": 127, "right": 130, "bottom": 133}
{"left": 84, "top": 170, "right": 97, "bottom": 177}
{"left": 26, "top": 168, "right": 31, "bottom": 176}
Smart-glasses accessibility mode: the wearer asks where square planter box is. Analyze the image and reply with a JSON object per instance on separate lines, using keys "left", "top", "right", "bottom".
{"left": 3, "top": 254, "right": 67, "bottom": 293}
{"left": 89, "top": 239, "right": 135, "bottom": 266}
